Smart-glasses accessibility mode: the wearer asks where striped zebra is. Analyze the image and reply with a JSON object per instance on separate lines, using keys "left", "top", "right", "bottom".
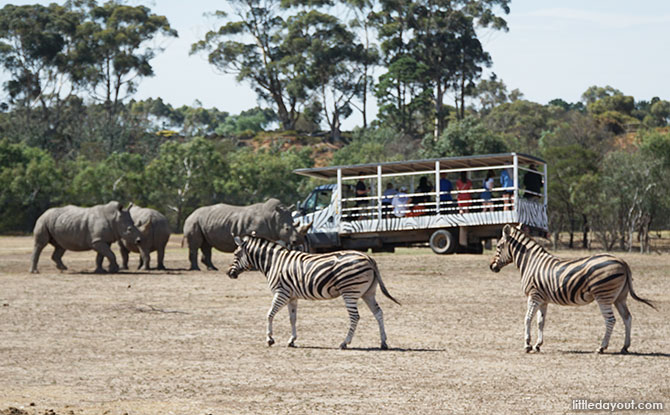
{"left": 227, "top": 234, "right": 401, "bottom": 349}
{"left": 489, "top": 224, "right": 655, "bottom": 354}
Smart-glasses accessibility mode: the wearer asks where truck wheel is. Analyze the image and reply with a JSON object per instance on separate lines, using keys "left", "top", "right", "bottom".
{"left": 429, "top": 229, "right": 456, "bottom": 255}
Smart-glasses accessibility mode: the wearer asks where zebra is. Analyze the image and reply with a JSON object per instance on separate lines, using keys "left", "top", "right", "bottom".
{"left": 489, "top": 224, "right": 655, "bottom": 354}
{"left": 226, "top": 234, "right": 401, "bottom": 349}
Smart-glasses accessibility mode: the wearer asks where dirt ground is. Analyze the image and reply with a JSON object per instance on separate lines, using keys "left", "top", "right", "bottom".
{"left": 0, "top": 235, "right": 668, "bottom": 415}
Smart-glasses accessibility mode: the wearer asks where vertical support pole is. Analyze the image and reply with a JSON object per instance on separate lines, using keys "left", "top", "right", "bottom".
{"left": 377, "top": 165, "right": 383, "bottom": 222}
{"left": 435, "top": 161, "right": 441, "bottom": 215}
{"left": 543, "top": 163, "right": 548, "bottom": 209}
{"left": 513, "top": 153, "right": 519, "bottom": 213}
{"left": 337, "top": 168, "right": 342, "bottom": 232}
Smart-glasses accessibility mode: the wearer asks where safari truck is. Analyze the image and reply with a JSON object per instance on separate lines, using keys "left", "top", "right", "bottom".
{"left": 292, "top": 153, "right": 548, "bottom": 254}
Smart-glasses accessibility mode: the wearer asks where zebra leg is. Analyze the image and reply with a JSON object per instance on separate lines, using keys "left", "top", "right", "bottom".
{"left": 596, "top": 301, "right": 616, "bottom": 354}
{"left": 534, "top": 303, "right": 548, "bottom": 352}
{"left": 340, "top": 294, "right": 361, "bottom": 350}
{"left": 524, "top": 297, "right": 540, "bottom": 353}
{"left": 362, "top": 293, "right": 388, "bottom": 350}
{"left": 615, "top": 299, "right": 632, "bottom": 354}
{"left": 266, "top": 291, "right": 290, "bottom": 347}
{"left": 287, "top": 299, "right": 298, "bottom": 347}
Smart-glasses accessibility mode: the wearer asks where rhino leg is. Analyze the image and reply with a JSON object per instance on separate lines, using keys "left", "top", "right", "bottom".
{"left": 156, "top": 245, "right": 166, "bottom": 270}
{"left": 185, "top": 229, "right": 202, "bottom": 271}
{"left": 92, "top": 241, "right": 119, "bottom": 273}
{"left": 119, "top": 242, "right": 130, "bottom": 270}
{"left": 138, "top": 246, "right": 151, "bottom": 271}
{"left": 188, "top": 247, "right": 200, "bottom": 271}
{"left": 30, "top": 240, "right": 48, "bottom": 274}
{"left": 200, "top": 243, "right": 218, "bottom": 271}
{"left": 30, "top": 221, "right": 51, "bottom": 273}
{"left": 51, "top": 244, "right": 67, "bottom": 271}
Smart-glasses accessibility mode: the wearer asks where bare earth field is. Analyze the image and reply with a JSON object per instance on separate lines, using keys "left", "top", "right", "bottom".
{"left": 0, "top": 235, "right": 668, "bottom": 415}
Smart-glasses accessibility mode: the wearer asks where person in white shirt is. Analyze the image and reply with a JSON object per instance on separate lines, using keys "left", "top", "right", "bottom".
{"left": 392, "top": 187, "right": 409, "bottom": 217}
{"left": 382, "top": 182, "right": 398, "bottom": 217}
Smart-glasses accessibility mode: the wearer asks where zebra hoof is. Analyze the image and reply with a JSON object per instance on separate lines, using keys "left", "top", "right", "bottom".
{"left": 533, "top": 345, "right": 541, "bottom": 353}
{"left": 267, "top": 338, "right": 275, "bottom": 347}
{"left": 339, "top": 342, "right": 348, "bottom": 350}
{"left": 596, "top": 347, "right": 605, "bottom": 354}
{"left": 287, "top": 341, "right": 296, "bottom": 348}
{"left": 380, "top": 342, "right": 388, "bottom": 350}
{"left": 524, "top": 345, "right": 532, "bottom": 353}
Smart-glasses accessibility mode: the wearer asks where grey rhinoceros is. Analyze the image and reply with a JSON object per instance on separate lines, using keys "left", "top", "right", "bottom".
{"left": 29, "top": 201, "right": 142, "bottom": 274}
{"left": 118, "top": 205, "right": 171, "bottom": 271}
{"left": 183, "top": 198, "right": 311, "bottom": 271}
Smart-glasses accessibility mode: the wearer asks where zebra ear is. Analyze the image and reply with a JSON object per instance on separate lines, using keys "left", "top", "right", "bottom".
{"left": 251, "top": 231, "right": 257, "bottom": 237}
{"left": 503, "top": 224, "right": 512, "bottom": 236}
{"left": 233, "top": 235, "right": 243, "bottom": 246}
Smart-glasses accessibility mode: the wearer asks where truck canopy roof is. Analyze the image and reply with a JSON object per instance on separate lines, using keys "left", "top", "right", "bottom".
{"left": 293, "top": 152, "right": 545, "bottom": 179}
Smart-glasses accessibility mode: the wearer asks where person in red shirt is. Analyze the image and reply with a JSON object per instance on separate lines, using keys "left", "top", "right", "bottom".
{"left": 456, "top": 171, "right": 472, "bottom": 214}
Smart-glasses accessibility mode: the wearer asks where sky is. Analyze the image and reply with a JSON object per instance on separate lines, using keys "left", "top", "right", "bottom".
{"left": 2, "top": 0, "right": 670, "bottom": 129}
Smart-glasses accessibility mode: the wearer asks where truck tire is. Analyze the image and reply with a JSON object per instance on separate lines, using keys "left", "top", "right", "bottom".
{"left": 429, "top": 229, "right": 456, "bottom": 255}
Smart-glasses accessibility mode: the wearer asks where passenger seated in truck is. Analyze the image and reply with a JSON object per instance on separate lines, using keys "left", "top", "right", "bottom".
{"left": 392, "top": 187, "right": 410, "bottom": 217}
{"left": 439, "top": 173, "right": 454, "bottom": 213}
{"left": 382, "top": 182, "right": 398, "bottom": 217}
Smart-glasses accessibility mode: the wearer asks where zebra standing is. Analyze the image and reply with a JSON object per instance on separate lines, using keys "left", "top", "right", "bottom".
{"left": 489, "top": 224, "right": 655, "bottom": 354}
{"left": 227, "top": 234, "right": 400, "bottom": 349}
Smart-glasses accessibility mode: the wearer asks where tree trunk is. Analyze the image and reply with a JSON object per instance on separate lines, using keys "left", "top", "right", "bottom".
{"left": 582, "top": 214, "right": 589, "bottom": 249}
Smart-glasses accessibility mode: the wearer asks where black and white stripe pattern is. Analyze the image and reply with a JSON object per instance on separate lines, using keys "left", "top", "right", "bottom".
{"left": 227, "top": 235, "right": 400, "bottom": 349}
{"left": 490, "top": 224, "right": 655, "bottom": 354}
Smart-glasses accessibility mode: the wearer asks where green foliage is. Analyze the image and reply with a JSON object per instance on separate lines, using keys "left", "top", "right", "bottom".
{"left": 144, "top": 137, "right": 228, "bottom": 229}
{"left": 331, "top": 127, "right": 413, "bottom": 166}
{"left": 375, "top": 55, "right": 433, "bottom": 137}
{"left": 221, "top": 146, "right": 314, "bottom": 206}
{"left": 420, "top": 116, "right": 507, "bottom": 158}
{"left": 483, "top": 100, "right": 551, "bottom": 154}
{"left": 0, "top": 139, "right": 62, "bottom": 232}
{"left": 216, "top": 107, "right": 276, "bottom": 137}
{"left": 65, "top": 152, "right": 147, "bottom": 207}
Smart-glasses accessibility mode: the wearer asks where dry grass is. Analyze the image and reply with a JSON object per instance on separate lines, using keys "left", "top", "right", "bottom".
{"left": 0, "top": 235, "right": 668, "bottom": 414}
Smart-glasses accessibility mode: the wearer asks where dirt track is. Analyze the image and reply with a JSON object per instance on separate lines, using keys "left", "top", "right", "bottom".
{"left": 0, "top": 235, "right": 668, "bottom": 414}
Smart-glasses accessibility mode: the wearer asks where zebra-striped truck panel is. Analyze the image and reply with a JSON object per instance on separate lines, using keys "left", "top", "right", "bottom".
{"left": 227, "top": 235, "right": 400, "bottom": 349}
{"left": 489, "top": 224, "right": 655, "bottom": 354}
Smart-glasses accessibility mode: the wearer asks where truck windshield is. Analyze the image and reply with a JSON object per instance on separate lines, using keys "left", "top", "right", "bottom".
{"left": 303, "top": 188, "right": 332, "bottom": 213}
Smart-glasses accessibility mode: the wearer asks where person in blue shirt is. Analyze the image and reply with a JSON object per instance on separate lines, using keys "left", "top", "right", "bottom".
{"left": 439, "top": 173, "right": 453, "bottom": 213}
{"left": 500, "top": 168, "right": 514, "bottom": 211}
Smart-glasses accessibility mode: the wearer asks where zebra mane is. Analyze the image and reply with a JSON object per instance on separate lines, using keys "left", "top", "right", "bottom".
{"left": 242, "top": 235, "right": 289, "bottom": 254}
{"left": 509, "top": 226, "right": 551, "bottom": 256}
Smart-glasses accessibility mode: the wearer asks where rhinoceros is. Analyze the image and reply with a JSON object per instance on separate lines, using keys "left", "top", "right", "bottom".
{"left": 183, "top": 198, "right": 310, "bottom": 271}
{"left": 29, "top": 201, "right": 142, "bottom": 274}
{"left": 118, "top": 205, "right": 171, "bottom": 271}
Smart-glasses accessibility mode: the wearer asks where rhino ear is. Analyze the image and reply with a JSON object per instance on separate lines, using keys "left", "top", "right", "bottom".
{"left": 297, "top": 221, "right": 312, "bottom": 235}
{"left": 503, "top": 224, "right": 512, "bottom": 236}
{"left": 126, "top": 202, "right": 134, "bottom": 211}
{"left": 138, "top": 219, "right": 152, "bottom": 235}
{"left": 233, "top": 235, "right": 243, "bottom": 246}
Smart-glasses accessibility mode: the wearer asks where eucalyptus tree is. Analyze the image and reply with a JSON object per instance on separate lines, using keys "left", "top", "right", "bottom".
{"left": 284, "top": 9, "right": 371, "bottom": 141}
{"left": 373, "top": 0, "right": 510, "bottom": 139}
{"left": 75, "top": 1, "right": 177, "bottom": 113}
{"left": 0, "top": 3, "right": 85, "bottom": 154}
{"left": 192, "top": 0, "right": 306, "bottom": 131}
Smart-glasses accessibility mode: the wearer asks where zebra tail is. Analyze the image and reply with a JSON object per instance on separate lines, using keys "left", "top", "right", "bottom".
{"left": 624, "top": 261, "right": 656, "bottom": 310}
{"left": 371, "top": 260, "right": 401, "bottom": 306}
